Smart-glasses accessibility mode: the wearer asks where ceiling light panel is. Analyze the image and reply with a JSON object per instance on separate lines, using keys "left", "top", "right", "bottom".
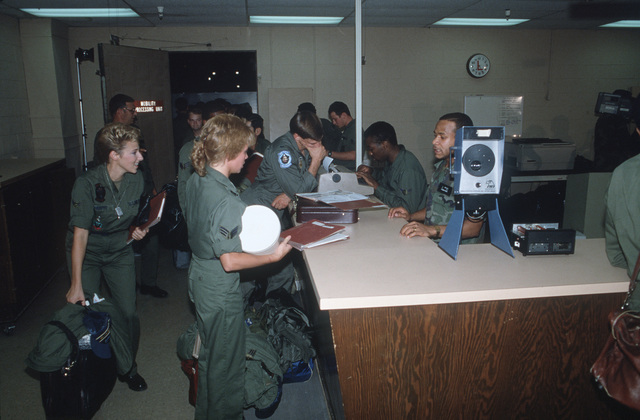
{"left": 433, "top": 18, "right": 529, "bottom": 26}
{"left": 601, "top": 20, "right": 640, "bottom": 28}
{"left": 21, "top": 8, "right": 139, "bottom": 18}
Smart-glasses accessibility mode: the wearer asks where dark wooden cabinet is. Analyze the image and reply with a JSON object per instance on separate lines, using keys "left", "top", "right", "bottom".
{"left": 0, "top": 159, "right": 75, "bottom": 327}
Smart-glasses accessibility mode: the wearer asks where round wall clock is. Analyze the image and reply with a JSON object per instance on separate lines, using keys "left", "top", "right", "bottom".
{"left": 466, "top": 53, "right": 490, "bottom": 78}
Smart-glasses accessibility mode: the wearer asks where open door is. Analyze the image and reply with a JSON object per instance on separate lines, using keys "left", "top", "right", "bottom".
{"left": 98, "top": 44, "right": 175, "bottom": 188}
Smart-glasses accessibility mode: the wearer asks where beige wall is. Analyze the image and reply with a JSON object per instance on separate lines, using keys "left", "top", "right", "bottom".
{"left": 65, "top": 26, "right": 640, "bottom": 177}
{"left": 21, "top": 19, "right": 77, "bottom": 161}
{"left": 0, "top": 15, "right": 33, "bottom": 159}
{"left": 1, "top": 17, "right": 639, "bottom": 175}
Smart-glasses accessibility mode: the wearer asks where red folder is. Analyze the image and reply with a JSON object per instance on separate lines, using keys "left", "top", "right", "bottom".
{"left": 127, "top": 191, "right": 166, "bottom": 244}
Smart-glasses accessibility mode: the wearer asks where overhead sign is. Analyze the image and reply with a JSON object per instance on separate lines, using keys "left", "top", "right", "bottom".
{"left": 134, "top": 100, "right": 164, "bottom": 113}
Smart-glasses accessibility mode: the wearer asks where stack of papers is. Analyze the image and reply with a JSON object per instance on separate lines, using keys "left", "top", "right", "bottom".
{"left": 296, "top": 190, "right": 386, "bottom": 210}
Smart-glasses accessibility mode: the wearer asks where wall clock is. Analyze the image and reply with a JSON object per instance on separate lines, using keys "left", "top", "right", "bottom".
{"left": 466, "top": 53, "right": 490, "bottom": 78}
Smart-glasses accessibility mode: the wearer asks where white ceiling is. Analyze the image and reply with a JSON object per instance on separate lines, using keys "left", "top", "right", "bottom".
{"left": 1, "top": 0, "right": 639, "bottom": 30}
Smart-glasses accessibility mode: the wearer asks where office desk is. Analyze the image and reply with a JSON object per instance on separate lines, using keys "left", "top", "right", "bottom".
{"left": 301, "top": 209, "right": 629, "bottom": 419}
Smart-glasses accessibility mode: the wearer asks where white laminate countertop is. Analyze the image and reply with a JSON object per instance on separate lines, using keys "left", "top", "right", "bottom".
{"left": 301, "top": 209, "right": 629, "bottom": 310}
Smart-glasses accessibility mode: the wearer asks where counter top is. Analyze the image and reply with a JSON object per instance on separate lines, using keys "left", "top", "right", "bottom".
{"left": 0, "top": 158, "right": 66, "bottom": 188}
{"left": 302, "top": 209, "right": 628, "bottom": 310}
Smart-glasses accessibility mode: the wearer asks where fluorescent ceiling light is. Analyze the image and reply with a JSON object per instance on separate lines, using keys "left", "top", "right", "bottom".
{"left": 433, "top": 18, "right": 529, "bottom": 27}
{"left": 601, "top": 20, "right": 640, "bottom": 28}
{"left": 21, "top": 8, "right": 139, "bottom": 18}
{"left": 250, "top": 16, "right": 343, "bottom": 25}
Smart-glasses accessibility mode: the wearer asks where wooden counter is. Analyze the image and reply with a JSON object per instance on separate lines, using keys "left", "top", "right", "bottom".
{"left": 0, "top": 159, "right": 75, "bottom": 329}
{"left": 300, "top": 209, "right": 632, "bottom": 419}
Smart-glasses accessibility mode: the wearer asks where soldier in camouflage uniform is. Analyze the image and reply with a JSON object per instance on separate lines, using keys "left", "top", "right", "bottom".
{"left": 388, "top": 113, "right": 485, "bottom": 243}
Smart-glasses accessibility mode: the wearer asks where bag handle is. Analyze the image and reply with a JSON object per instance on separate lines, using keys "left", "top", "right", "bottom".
{"left": 623, "top": 252, "right": 640, "bottom": 309}
{"left": 611, "top": 310, "right": 640, "bottom": 342}
{"left": 48, "top": 320, "right": 80, "bottom": 375}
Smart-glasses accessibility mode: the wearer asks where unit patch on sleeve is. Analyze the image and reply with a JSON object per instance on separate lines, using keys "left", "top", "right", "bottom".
{"left": 278, "top": 151, "right": 292, "bottom": 168}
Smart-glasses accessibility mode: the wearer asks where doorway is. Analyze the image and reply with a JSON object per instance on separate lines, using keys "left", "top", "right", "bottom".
{"left": 168, "top": 51, "right": 258, "bottom": 162}
{"left": 169, "top": 51, "right": 258, "bottom": 115}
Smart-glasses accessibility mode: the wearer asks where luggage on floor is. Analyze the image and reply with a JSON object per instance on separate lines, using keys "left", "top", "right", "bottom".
{"left": 251, "top": 296, "right": 316, "bottom": 383}
{"left": 177, "top": 322, "right": 284, "bottom": 417}
{"left": 39, "top": 316, "right": 117, "bottom": 419}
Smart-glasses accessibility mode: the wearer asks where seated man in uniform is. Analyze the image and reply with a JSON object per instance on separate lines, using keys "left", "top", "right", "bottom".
{"left": 356, "top": 121, "right": 427, "bottom": 214}
{"left": 388, "top": 112, "right": 485, "bottom": 243}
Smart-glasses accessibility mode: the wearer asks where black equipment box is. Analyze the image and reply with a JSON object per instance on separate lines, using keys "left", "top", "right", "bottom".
{"left": 296, "top": 198, "right": 358, "bottom": 224}
{"left": 512, "top": 229, "right": 576, "bottom": 256}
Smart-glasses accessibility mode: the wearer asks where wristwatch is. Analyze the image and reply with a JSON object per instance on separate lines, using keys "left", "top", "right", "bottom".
{"left": 328, "top": 151, "right": 333, "bottom": 158}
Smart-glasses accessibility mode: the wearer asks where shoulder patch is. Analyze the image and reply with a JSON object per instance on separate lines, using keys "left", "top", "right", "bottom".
{"left": 278, "top": 150, "right": 293, "bottom": 168}
{"left": 230, "top": 226, "right": 239, "bottom": 239}
{"left": 219, "top": 225, "right": 240, "bottom": 239}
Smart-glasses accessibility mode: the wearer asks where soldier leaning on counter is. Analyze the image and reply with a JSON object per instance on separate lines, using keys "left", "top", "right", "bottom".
{"left": 240, "top": 110, "right": 327, "bottom": 299}
{"left": 389, "top": 112, "right": 485, "bottom": 243}
{"left": 605, "top": 94, "right": 640, "bottom": 309}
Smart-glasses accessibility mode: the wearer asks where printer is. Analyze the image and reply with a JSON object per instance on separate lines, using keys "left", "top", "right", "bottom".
{"left": 317, "top": 164, "right": 374, "bottom": 195}
{"left": 505, "top": 138, "right": 576, "bottom": 171}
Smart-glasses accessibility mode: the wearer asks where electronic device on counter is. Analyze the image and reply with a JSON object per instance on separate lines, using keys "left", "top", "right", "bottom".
{"left": 439, "top": 126, "right": 514, "bottom": 260}
{"left": 317, "top": 164, "right": 374, "bottom": 196}
{"left": 511, "top": 225, "right": 576, "bottom": 256}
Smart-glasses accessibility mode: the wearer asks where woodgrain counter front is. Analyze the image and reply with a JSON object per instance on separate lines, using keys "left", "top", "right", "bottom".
{"left": 0, "top": 159, "right": 74, "bottom": 328}
{"left": 299, "top": 209, "right": 630, "bottom": 419}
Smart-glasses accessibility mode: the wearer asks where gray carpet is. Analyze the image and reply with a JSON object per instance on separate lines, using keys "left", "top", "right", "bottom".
{"left": 0, "top": 246, "right": 330, "bottom": 420}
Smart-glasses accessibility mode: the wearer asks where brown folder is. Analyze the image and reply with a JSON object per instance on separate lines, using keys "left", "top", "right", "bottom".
{"left": 280, "top": 219, "right": 349, "bottom": 251}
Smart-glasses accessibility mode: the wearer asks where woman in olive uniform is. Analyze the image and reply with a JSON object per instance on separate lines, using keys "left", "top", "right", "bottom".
{"left": 65, "top": 122, "right": 149, "bottom": 391}
{"left": 184, "top": 114, "right": 292, "bottom": 419}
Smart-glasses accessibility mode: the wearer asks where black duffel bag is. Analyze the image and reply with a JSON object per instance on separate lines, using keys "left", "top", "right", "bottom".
{"left": 40, "top": 317, "right": 117, "bottom": 419}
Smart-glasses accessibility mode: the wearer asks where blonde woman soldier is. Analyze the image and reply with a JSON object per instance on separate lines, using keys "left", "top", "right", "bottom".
{"left": 66, "top": 122, "right": 150, "bottom": 391}
{"left": 184, "top": 114, "right": 292, "bottom": 419}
